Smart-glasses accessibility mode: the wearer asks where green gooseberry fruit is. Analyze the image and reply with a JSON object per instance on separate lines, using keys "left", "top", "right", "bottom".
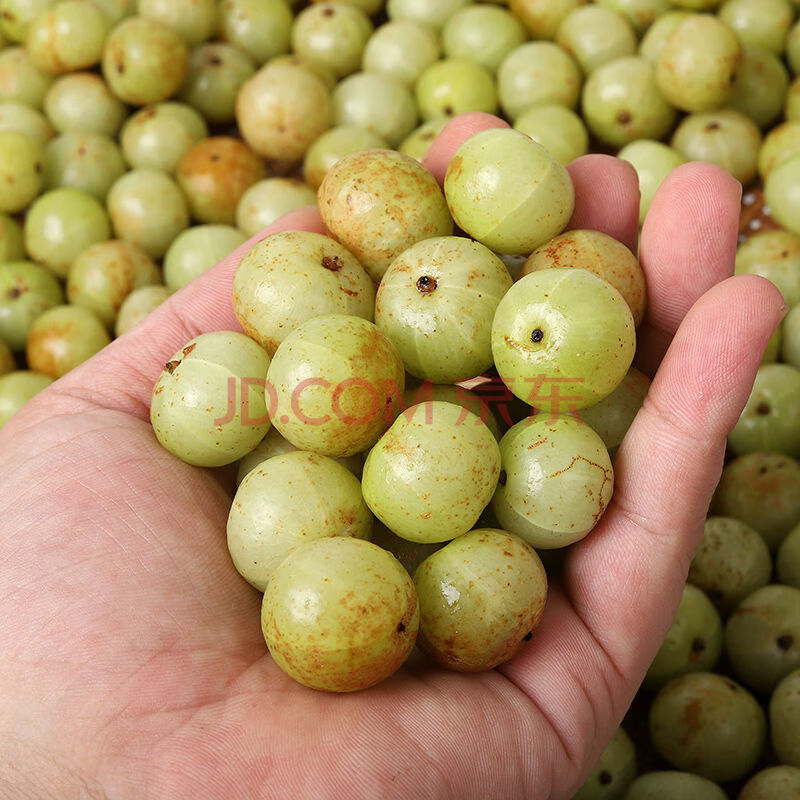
{"left": 236, "top": 61, "right": 333, "bottom": 163}
{"left": 764, "top": 153, "right": 800, "bottom": 238}
{"left": 782, "top": 304, "right": 800, "bottom": 368}
{"left": 622, "top": 771, "right": 728, "bottom": 800}
{"left": 758, "top": 121, "right": 800, "bottom": 179}
{"left": 0, "top": 46, "right": 54, "bottom": 108}
{"left": 413, "top": 528, "right": 547, "bottom": 671}
{"left": 444, "top": 128, "right": 574, "bottom": 255}
{"left": 0, "top": 100, "right": 53, "bottom": 145}
{"left": 106, "top": 169, "right": 189, "bottom": 259}
{"left": 645, "top": 583, "right": 723, "bottom": 690}
{"left": 735, "top": 229, "right": 800, "bottom": 308}
{"left": 596, "top": 0, "right": 672, "bottom": 34}
{"left": 227, "top": 450, "right": 373, "bottom": 592}
{"left": 441, "top": 5, "right": 527, "bottom": 75}
{"left": 655, "top": 14, "right": 742, "bottom": 113}
{"left": 648, "top": 672, "right": 766, "bottom": 783}
{"left": 789, "top": 20, "right": 800, "bottom": 76}
{"left": 24, "top": 187, "right": 110, "bottom": 278}
{"left": 114, "top": 284, "right": 171, "bottom": 337}
{"left": 25, "top": 0, "right": 111, "bottom": 75}
{"left": 688, "top": 517, "right": 773, "bottom": 616}
{"left": 571, "top": 727, "right": 637, "bottom": 800}
{"left": 671, "top": 109, "right": 762, "bottom": 186}
{"left": 318, "top": 148, "right": 453, "bottom": 282}
{"left": 266, "top": 314, "right": 405, "bottom": 458}
{"left": 581, "top": 55, "right": 677, "bottom": 147}
{"left": 26, "top": 304, "right": 110, "bottom": 378}
{"left": 397, "top": 118, "right": 449, "bottom": 163}
{"left": 235, "top": 178, "right": 318, "bottom": 238}
{"left": 725, "top": 584, "right": 800, "bottom": 694}
{"left": 385, "top": 0, "right": 471, "bottom": 31}
{"left": 508, "top": 0, "right": 586, "bottom": 40}
{"left": 497, "top": 41, "right": 582, "bottom": 122}
{"left": 638, "top": 10, "right": 693, "bottom": 64}
{"left": 303, "top": 125, "right": 388, "bottom": 189}
{"left": 374, "top": 236, "right": 512, "bottom": 384}
{"left": 769, "top": 668, "right": 800, "bottom": 766}
{"left": 361, "top": 20, "right": 441, "bottom": 88}
{"left": 41, "top": 131, "right": 126, "bottom": 202}
{"left": 332, "top": 71, "right": 418, "bottom": 148}
{"left": 361, "top": 401, "right": 500, "bottom": 544}
{"left": 491, "top": 414, "right": 614, "bottom": 549}
{"left": 513, "top": 104, "right": 589, "bottom": 166}
{"left": 178, "top": 42, "right": 257, "bottom": 127}
{"left": 67, "top": 239, "right": 160, "bottom": 328}
{"left": 261, "top": 537, "right": 419, "bottom": 692}
{"left": 232, "top": 231, "right": 374, "bottom": 356}
{"left": 415, "top": 58, "right": 498, "bottom": 122}
{"left": 0, "top": 369, "right": 52, "bottom": 428}
{"left": 149, "top": 331, "right": 271, "bottom": 467}
{"left": 738, "top": 766, "right": 800, "bottom": 800}
{"left": 727, "top": 47, "right": 789, "bottom": 130}
{"left": 777, "top": 523, "right": 800, "bottom": 589}
{"left": 120, "top": 102, "right": 208, "bottom": 174}
{"left": 575, "top": 367, "right": 650, "bottom": 454}
{"left": 617, "top": 139, "right": 687, "bottom": 225}
{"left": 43, "top": 72, "right": 127, "bottom": 137}
{"left": 555, "top": 5, "right": 637, "bottom": 75}
{"left": 217, "top": 0, "right": 293, "bottom": 65}
{"left": 728, "top": 363, "right": 800, "bottom": 459}
{"left": 711, "top": 452, "right": 800, "bottom": 552}
{"left": 0, "top": 130, "right": 43, "bottom": 213}
{"left": 719, "top": 0, "right": 794, "bottom": 55}
{"left": 163, "top": 225, "right": 246, "bottom": 292}
{"left": 101, "top": 16, "right": 189, "bottom": 106}
{"left": 137, "top": 0, "right": 217, "bottom": 48}
{"left": 0, "top": 260, "right": 63, "bottom": 351}
{"left": 491, "top": 268, "right": 636, "bottom": 412}
{"left": 0, "top": 212, "right": 24, "bottom": 263}
{"left": 291, "top": 2, "right": 373, "bottom": 80}
{"left": 89, "top": 0, "right": 134, "bottom": 24}
{"left": 521, "top": 229, "right": 646, "bottom": 327}
{"left": 0, "top": 0, "right": 58, "bottom": 42}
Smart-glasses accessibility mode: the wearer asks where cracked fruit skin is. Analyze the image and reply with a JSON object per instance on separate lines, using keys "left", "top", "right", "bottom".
{"left": 443, "top": 128, "right": 574, "bottom": 255}
{"left": 362, "top": 400, "right": 501, "bottom": 544}
{"left": 261, "top": 537, "right": 419, "bottom": 692}
{"left": 491, "top": 267, "right": 636, "bottom": 414}
{"left": 413, "top": 528, "right": 547, "bottom": 672}
{"left": 492, "top": 415, "right": 614, "bottom": 549}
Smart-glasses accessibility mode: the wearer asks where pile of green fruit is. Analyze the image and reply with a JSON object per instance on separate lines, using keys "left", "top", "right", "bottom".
{"left": 0, "top": 1, "right": 799, "bottom": 798}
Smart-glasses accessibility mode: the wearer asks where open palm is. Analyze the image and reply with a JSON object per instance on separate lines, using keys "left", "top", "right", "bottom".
{"left": 0, "top": 115, "right": 785, "bottom": 800}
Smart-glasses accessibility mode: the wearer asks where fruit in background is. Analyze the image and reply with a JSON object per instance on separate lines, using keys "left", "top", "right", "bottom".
{"left": 571, "top": 727, "right": 637, "bottom": 800}
{"left": 0, "top": 46, "right": 54, "bottom": 108}
{"left": 0, "top": 260, "right": 63, "bottom": 351}
{"left": 217, "top": 0, "right": 294, "bottom": 65}
{"left": 777, "top": 522, "right": 800, "bottom": 589}
{"left": 763, "top": 153, "right": 800, "bottom": 237}
{"left": 137, "top": 0, "right": 217, "bottom": 48}
{"left": 0, "top": 130, "right": 43, "bottom": 213}
{"left": 727, "top": 47, "right": 788, "bottom": 130}
{"left": 43, "top": 71, "right": 126, "bottom": 137}
{"left": 556, "top": 4, "right": 638, "bottom": 75}
{"left": 163, "top": 225, "right": 247, "bottom": 292}
{"left": 361, "top": 19, "right": 441, "bottom": 88}
{"left": 0, "top": 369, "right": 52, "bottom": 428}
{"left": 235, "top": 177, "right": 318, "bottom": 238}
{"left": 622, "top": 771, "right": 728, "bottom": 800}
{"left": 0, "top": 99, "right": 52, "bottom": 144}
{"left": 738, "top": 766, "right": 800, "bottom": 800}
{"left": 513, "top": 104, "right": 589, "bottom": 166}
{"left": 735, "top": 229, "right": 800, "bottom": 308}
{"left": 114, "top": 285, "right": 171, "bottom": 337}
{"left": 617, "top": 140, "right": 686, "bottom": 225}
{"left": 770, "top": 668, "right": 800, "bottom": 767}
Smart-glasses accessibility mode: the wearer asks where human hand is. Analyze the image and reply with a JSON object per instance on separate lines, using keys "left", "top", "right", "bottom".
{"left": 0, "top": 113, "right": 786, "bottom": 800}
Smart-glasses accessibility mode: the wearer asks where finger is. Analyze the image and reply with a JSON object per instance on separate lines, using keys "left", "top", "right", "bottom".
{"left": 637, "top": 162, "right": 742, "bottom": 374}
{"left": 565, "top": 155, "right": 640, "bottom": 254}
{"left": 54, "top": 206, "right": 326, "bottom": 418}
{"left": 422, "top": 112, "right": 510, "bottom": 186}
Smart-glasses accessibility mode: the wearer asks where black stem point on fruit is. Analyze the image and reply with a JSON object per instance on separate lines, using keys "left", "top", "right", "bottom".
{"left": 164, "top": 360, "right": 180, "bottom": 374}
{"left": 756, "top": 402, "right": 771, "bottom": 415}
{"left": 598, "top": 771, "right": 613, "bottom": 786}
{"left": 691, "top": 637, "right": 706, "bottom": 654}
{"left": 7, "top": 287, "right": 22, "bottom": 299}
{"left": 706, "top": 121, "right": 721, "bottom": 132}
{"left": 617, "top": 110, "right": 631, "bottom": 124}
{"left": 322, "top": 255, "right": 343, "bottom": 271}
{"left": 397, "top": 622, "right": 406, "bottom": 633}
{"left": 416, "top": 275, "right": 437, "bottom": 293}
{"left": 777, "top": 634, "right": 794, "bottom": 651}
{"left": 531, "top": 328, "right": 544, "bottom": 343}
{"left": 522, "top": 631, "right": 532, "bottom": 641}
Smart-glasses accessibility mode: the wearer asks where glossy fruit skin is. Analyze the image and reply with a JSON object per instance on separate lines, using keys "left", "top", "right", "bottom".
{"left": 413, "top": 528, "right": 547, "bottom": 672}
{"left": 375, "top": 236, "right": 512, "bottom": 383}
{"left": 509, "top": 0, "right": 586, "bottom": 40}
{"left": 491, "top": 268, "right": 636, "bottom": 412}
{"left": 728, "top": 364, "right": 800, "bottom": 458}
{"left": 361, "top": 19, "right": 441, "bottom": 88}
{"left": 261, "top": 537, "right": 419, "bottom": 692}
{"left": 163, "top": 225, "right": 246, "bottom": 291}
{"left": 26, "top": 304, "right": 111, "bottom": 378}
{"left": 764, "top": 153, "right": 800, "bottom": 238}
{"left": 43, "top": 72, "right": 127, "bottom": 137}
{"left": 727, "top": 47, "right": 788, "bottom": 131}
{"left": 0, "top": 0, "right": 58, "bottom": 43}
{"left": 649, "top": 672, "right": 766, "bottom": 783}
{"left": 597, "top": 0, "right": 672, "bottom": 34}
{"left": 445, "top": 129, "right": 574, "bottom": 255}
{"left": 0, "top": 369, "right": 52, "bottom": 429}
{"left": 0, "top": 130, "right": 43, "bottom": 213}
{"left": 150, "top": 331, "right": 271, "bottom": 468}
{"left": 759, "top": 121, "right": 800, "bottom": 180}
{"left": 175, "top": 136, "right": 266, "bottom": 226}
{"left": 0, "top": 99, "right": 53, "bottom": 144}
{"left": 24, "top": 187, "right": 110, "bottom": 278}
{"left": 137, "top": 0, "right": 217, "bottom": 48}
{"left": 770, "top": 668, "right": 800, "bottom": 766}
{"left": 622, "top": 771, "right": 728, "bottom": 800}
{"left": 513, "top": 104, "right": 589, "bottom": 166}
{"left": 638, "top": 10, "right": 693, "bottom": 63}
{"left": 724, "top": 584, "right": 800, "bottom": 694}
{"left": 227, "top": 450, "right": 373, "bottom": 592}
{"left": 233, "top": 231, "right": 374, "bottom": 356}
{"left": 114, "top": 284, "right": 170, "bottom": 337}
{"left": 735, "top": 229, "right": 800, "bottom": 307}
{"left": 492, "top": 414, "right": 613, "bottom": 549}
{"left": 217, "top": 0, "right": 293, "bottom": 65}
{"left": 0, "top": 260, "right": 63, "bottom": 351}
{"left": 414, "top": 58, "right": 498, "bottom": 122}
{"left": 318, "top": 148, "right": 453, "bottom": 282}
{"left": 571, "top": 727, "right": 637, "bottom": 800}
{"left": 267, "top": 314, "right": 405, "bottom": 458}
{"left": 235, "top": 177, "right": 318, "bottom": 237}
{"left": 738, "top": 766, "right": 800, "bottom": 800}
{"left": 556, "top": 5, "right": 637, "bottom": 75}
{"left": 386, "top": 0, "right": 471, "bottom": 31}
{"left": 0, "top": 46, "right": 54, "bottom": 108}
{"left": 688, "top": 517, "right": 773, "bottom": 616}
{"left": 719, "top": 0, "right": 794, "bottom": 55}
{"left": 101, "top": 16, "right": 189, "bottom": 106}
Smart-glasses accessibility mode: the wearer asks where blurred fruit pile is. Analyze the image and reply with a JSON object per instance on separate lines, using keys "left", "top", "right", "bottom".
{"left": 0, "top": 1, "right": 799, "bottom": 797}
